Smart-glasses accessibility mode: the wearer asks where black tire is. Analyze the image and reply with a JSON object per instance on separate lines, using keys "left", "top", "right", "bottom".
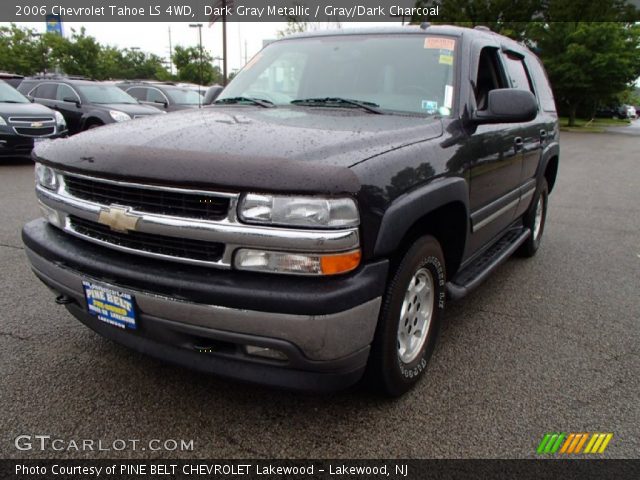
{"left": 367, "top": 235, "right": 446, "bottom": 397}
{"left": 517, "top": 178, "right": 548, "bottom": 257}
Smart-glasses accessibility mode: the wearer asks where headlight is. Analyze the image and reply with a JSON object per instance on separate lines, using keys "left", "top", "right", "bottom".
{"left": 109, "top": 110, "right": 131, "bottom": 122}
{"left": 234, "top": 249, "right": 361, "bottom": 276}
{"left": 35, "top": 163, "right": 58, "bottom": 191}
{"left": 54, "top": 111, "right": 66, "bottom": 127}
{"left": 238, "top": 194, "right": 359, "bottom": 229}
{"left": 0, "top": 116, "right": 6, "bottom": 126}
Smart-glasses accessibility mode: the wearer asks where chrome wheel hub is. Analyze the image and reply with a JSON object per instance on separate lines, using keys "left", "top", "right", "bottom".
{"left": 397, "top": 267, "right": 434, "bottom": 364}
{"left": 533, "top": 195, "right": 544, "bottom": 240}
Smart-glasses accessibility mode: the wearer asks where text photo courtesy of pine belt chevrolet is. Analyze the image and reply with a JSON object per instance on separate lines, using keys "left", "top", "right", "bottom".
{"left": 23, "top": 25, "right": 559, "bottom": 396}
{"left": 0, "top": 80, "right": 67, "bottom": 159}
{"left": 17, "top": 76, "right": 163, "bottom": 134}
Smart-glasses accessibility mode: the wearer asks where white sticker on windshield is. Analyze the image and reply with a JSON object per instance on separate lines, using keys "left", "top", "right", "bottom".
{"left": 421, "top": 100, "right": 438, "bottom": 113}
{"left": 444, "top": 85, "right": 453, "bottom": 109}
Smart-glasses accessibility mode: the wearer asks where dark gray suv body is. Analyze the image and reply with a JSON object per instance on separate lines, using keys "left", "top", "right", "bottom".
{"left": 22, "top": 26, "right": 559, "bottom": 396}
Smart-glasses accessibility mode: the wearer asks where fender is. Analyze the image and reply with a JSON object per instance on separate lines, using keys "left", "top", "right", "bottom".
{"left": 80, "top": 110, "right": 111, "bottom": 130}
{"left": 536, "top": 140, "right": 560, "bottom": 189}
{"left": 373, "top": 176, "right": 470, "bottom": 257}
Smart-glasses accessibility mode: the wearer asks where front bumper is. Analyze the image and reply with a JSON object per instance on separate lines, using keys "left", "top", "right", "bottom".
{"left": 0, "top": 132, "right": 67, "bottom": 158}
{"left": 23, "top": 220, "right": 388, "bottom": 391}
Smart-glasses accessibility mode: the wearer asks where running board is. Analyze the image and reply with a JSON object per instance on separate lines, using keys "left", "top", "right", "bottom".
{"left": 446, "top": 228, "right": 531, "bottom": 300}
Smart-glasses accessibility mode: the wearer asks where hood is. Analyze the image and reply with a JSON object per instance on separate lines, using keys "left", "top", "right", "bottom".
{"left": 95, "top": 103, "right": 163, "bottom": 115}
{"left": 0, "top": 101, "right": 55, "bottom": 118}
{"left": 34, "top": 106, "right": 442, "bottom": 194}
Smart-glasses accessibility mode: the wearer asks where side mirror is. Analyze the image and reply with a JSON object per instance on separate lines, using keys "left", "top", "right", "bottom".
{"left": 154, "top": 100, "right": 169, "bottom": 108}
{"left": 63, "top": 97, "right": 81, "bottom": 107}
{"left": 473, "top": 89, "right": 538, "bottom": 124}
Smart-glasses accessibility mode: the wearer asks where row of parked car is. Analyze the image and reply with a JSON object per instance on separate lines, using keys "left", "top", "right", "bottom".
{"left": 0, "top": 73, "right": 224, "bottom": 159}
{"left": 595, "top": 104, "right": 638, "bottom": 120}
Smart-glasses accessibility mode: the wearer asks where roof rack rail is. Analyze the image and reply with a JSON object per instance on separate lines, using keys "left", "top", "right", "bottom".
{"left": 28, "top": 73, "right": 94, "bottom": 81}
{"left": 474, "top": 25, "right": 491, "bottom": 32}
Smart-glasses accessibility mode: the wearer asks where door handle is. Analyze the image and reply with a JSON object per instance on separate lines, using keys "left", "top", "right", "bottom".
{"left": 514, "top": 137, "right": 524, "bottom": 152}
{"left": 540, "top": 129, "right": 547, "bottom": 142}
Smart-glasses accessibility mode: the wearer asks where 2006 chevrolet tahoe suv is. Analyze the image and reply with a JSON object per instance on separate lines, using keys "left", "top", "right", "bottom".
{"left": 23, "top": 25, "right": 559, "bottom": 396}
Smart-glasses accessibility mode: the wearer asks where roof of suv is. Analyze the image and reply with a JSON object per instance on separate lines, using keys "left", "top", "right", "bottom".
{"left": 22, "top": 76, "right": 96, "bottom": 85}
{"left": 281, "top": 24, "right": 526, "bottom": 53}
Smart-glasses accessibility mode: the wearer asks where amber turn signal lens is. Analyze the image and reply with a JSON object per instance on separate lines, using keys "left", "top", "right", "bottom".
{"left": 320, "top": 250, "right": 361, "bottom": 275}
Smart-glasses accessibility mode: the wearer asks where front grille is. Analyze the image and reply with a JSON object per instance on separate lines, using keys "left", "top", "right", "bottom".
{"left": 64, "top": 175, "right": 230, "bottom": 220}
{"left": 69, "top": 216, "right": 225, "bottom": 263}
{"left": 9, "top": 116, "right": 54, "bottom": 123}
{"left": 15, "top": 126, "right": 55, "bottom": 136}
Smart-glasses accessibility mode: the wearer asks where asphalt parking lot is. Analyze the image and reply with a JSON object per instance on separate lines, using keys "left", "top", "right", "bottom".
{"left": 0, "top": 130, "right": 638, "bottom": 459}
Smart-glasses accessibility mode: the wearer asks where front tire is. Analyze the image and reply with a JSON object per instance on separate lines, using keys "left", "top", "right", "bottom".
{"left": 367, "top": 236, "right": 446, "bottom": 396}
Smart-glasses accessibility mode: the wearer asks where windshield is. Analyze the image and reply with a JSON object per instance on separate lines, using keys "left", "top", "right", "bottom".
{"left": 219, "top": 34, "right": 456, "bottom": 116}
{"left": 76, "top": 85, "right": 138, "bottom": 104}
{"left": 165, "top": 87, "right": 203, "bottom": 105}
{"left": 0, "top": 81, "right": 29, "bottom": 103}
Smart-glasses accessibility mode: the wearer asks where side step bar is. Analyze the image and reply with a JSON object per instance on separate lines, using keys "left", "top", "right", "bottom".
{"left": 446, "top": 227, "right": 531, "bottom": 300}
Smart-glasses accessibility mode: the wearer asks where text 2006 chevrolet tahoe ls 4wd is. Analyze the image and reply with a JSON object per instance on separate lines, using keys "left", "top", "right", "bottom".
{"left": 23, "top": 25, "right": 559, "bottom": 396}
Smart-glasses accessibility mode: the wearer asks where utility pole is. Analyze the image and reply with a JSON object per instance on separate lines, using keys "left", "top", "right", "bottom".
{"left": 31, "top": 32, "right": 46, "bottom": 74}
{"left": 189, "top": 23, "right": 204, "bottom": 106}
{"left": 168, "top": 26, "right": 173, "bottom": 75}
{"left": 222, "top": 0, "right": 228, "bottom": 85}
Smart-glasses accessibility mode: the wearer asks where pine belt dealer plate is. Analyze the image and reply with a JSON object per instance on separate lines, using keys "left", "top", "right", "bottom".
{"left": 82, "top": 281, "right": 137, "bottom": 330}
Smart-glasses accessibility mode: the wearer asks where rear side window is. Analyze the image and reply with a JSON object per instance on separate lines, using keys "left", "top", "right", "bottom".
{"left": 126, "top": 87, "right": 147, "bottom": 101}
{"left": 503, "top": 53, "right": 533, "bottom": 92}
{"left": 32, "top": 83, "right": 57, "bottom": 100}
{"left": 528, "top": 56, "right": 557, "bottom": 113}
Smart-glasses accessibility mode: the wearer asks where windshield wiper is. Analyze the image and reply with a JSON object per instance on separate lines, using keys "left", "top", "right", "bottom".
{"left": 291, "top": 97, "right": 383, "bottom": 114}
{"left": 1, "top": 100, "right": 24, "bottom": 103}
{"left": 215, "top": 96, "right": 274, "bottom": 108}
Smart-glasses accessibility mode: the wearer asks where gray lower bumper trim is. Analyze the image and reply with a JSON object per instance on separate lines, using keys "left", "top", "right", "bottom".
{"left": 26, "top": 247, "right": 381, "bottom": 361}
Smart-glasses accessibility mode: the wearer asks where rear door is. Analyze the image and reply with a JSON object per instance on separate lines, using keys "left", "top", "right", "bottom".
{"left": 29, "top": 83, "right": 57, "bottom": 109}
{"left": 501, "top": 51, "right": 543, "bottom": 206}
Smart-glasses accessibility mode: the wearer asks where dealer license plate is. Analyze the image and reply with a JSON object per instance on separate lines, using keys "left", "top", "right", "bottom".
{"left": 82, "top": 281, "right": 137, "bottom": 330}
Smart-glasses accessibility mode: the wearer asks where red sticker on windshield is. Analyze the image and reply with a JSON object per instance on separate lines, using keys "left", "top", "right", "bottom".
{"left": 424, "top": 37, "right": 456, "bottom": 51}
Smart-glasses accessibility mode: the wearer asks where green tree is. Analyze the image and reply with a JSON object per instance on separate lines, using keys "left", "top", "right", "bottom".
{"left": 0, "top": 24, "right": 42, "bottom": 74}
{"left": 172, "top": 45, "right": 219, "bottom": 85}
{"left": 530, "top": 22, "right": 640, "bottom": 125}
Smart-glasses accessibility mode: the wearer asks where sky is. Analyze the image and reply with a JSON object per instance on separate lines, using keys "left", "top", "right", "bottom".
{"left": 7, "top": 21, "right": 393, "bottom": 73}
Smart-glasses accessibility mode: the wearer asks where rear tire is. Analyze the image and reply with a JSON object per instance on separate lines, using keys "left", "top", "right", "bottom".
{"left": 518, "top": 178, "right": 548, "bottom": 257}
{"left": 367, "top": 236, "right": 446, "bottom": 397}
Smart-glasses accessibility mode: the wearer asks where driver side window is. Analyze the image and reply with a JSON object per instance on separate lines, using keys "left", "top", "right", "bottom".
{"left": 56, "top": 84, "right": 79, "bottom": 102}
{"left": 475, "top": 47, "right": 507, "bottom": 111}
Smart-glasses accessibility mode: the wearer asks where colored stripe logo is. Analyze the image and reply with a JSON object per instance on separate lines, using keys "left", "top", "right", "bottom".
{"left": 537, "top": 433, "right": 613, "bottom": 454}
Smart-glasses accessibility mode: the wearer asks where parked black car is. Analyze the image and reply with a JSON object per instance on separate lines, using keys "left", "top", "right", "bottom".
{"left": 17, "top": 76, "right": 162, "bottom": 134}
{"left": 0, "top": 80, "right": 67, "bottom": 159}
{"left": 203, "top": 85, "right": 224, "bottom": 105}
{"left": 0, "top": 72, "right": 24, "bottom": 89}
{"left": 117, "top": 81, "right": 204, "bottom": 111}
{"left": 23, "top": 26, "right": 559, "bottom": 396}
{"left": 595, "top": 104, "right": 632, "bottom": 120}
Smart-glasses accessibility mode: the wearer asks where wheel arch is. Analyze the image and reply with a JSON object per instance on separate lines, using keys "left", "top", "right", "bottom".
{"left": 80, "top": 112, "right": 108, "bottom": 130}
{"left": 373, "top": 177, "right": 469, "bottom": 279}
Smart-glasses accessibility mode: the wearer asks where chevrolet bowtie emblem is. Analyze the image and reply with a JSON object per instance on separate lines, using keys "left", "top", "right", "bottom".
{"left": 31, "top": 122, "right": 43, "bottom": 128}
{"left": 98, "top": 206, "right": 140, "bottom": 233}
